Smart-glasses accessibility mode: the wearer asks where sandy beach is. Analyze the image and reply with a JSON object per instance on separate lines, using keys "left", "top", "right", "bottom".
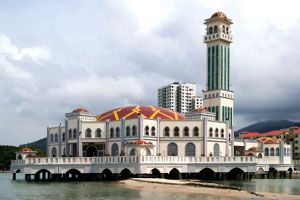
{"left": 118, "top": 178, "right": 300, "bottom": 199}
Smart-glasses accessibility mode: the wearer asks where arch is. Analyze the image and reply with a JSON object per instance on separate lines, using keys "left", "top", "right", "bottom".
{"left": 51, "top": 147, "right": 57, "bottom": 157}
{"left": 209, "top": 127, "right": 213, "bottom": 137}
{"left": 276, "top": 148, "right": 279, "bottom": 156}
{"left": 145, "top": 148, "right": 151, "bottom": 156}
{"left": 199, "top": 168, "right": 215, "bottom": 180}
{"left": 164, "top": 127, "right": 170, "bottom": 137}
{"left": 151, "top": 126, "right": 156, "bottom": 136}
{"left": 167, "top": 143, "right": 178, "bottom": 156}
{"left": 17, "top": 154, "right": 22, "bottom": 160}
{"left": 213, "top": 25, "right": 218, "bottom": 33}
{"left": 120, "top": 168, "right": 132, "bottom": 179}
{"left": 258, "top": 153, "right": 262, "bottom": 158}
{"left": 185, "top": 143, "right": 196, "bottom": 156}
{"left": 213, "top": 143, "right": 220, "bottom": 156}
{"left": 65, "top": 169, "right": 82, "bottom": 181}
{"left": 226, "top": 27, "right": 229, "bottom": 34}
{"left": 193, "top": 127, "right": 199, "bottom": 136}
{"left": 15, "top": 169, "right": 21, "bottom": 173}
{"left": 86, "top": 128, "right": 92, "bottom": 138}
{"left": 110, "top": 127, "right": 114, "bottom": 138}
{"left": 208, "top": 27, "right": 213, "bottom": 34}
{"left": 268, "top": 167, "right": 278, "bottom": 178}
{"left": 132, "top": 126, "right": 137, "bottom": 136}
{"left": 87, "top": 145, "right": 97, "bottom": 157}
{"left": 168, "top": 168, "right": 180, "bottom": 179}
{"left": 96, "top": 128, "right": 101, "bottom": 138}
{"left": 151, "top": 168, "right": 162, "bottom": 178}
{"left": 257, "top": 167, "right": 264, "bottom": 173}
{"left": 130, "top": 148, "right": 136, "bottom": 156}
{"left": 183, "top": 127, "right": 189, "bottom": 137}
{"left": 126, "top": 126, "right": 131, "bottom": 136}
{"left": 50, "top": 134, "right": 54, "bottom": 143}
{"left": 227, "top": 168, "right": 244, "bottom": 180}
{"left": 73, "top": 128, "right": 77, "bottom": 138}
{"left": 173, "top": 127, "right": 180, "bottom": 137}
{"left": 270, "top": 148, "right": 275, "bottom": 156}
{"left": 62, "top": 133, "right": 65, "bottom": 141}
{"left": 35, "top": 169, "right": 51, "bottom": 181}
{"left": 222, "top": 25, "right": 226, "bottom": 33}
{"left": 68, "top": 129, "right": 72, "bottom": 139}
{"left": 101, "top": 168, "right": 114, "bottom": 181}
{"left": 145, "top": 126, "right": 149, "bottom": 136}
{"left": 115, "top": 127, "right": 120, "bottom": 137}
{"left": 215, "top": 128, "right": 219, "bottom": 137}
{"left": 265, "top": 148, "right": 269, "bottom": 156}
{"left": 221, "top": 129, "right": 224, "bottom": 138}
{"left": 111, "top": 143, "right": 119, "bottom": 156}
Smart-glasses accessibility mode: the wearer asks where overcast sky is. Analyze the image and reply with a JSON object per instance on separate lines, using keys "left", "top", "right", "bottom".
{"left": 1, "top": 0, "right": 300, "bottom": 145}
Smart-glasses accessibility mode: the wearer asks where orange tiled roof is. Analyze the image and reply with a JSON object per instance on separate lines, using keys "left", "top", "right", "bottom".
{"left": 132, "top": 140, "right": 150, "bottom": 145}
{"left": 258, "top": 137, "right": 280, "bottom": 144}
{"left": 72, "top": 108, "right": 89, "bottom": 113}
{"left": 20, "top": 147, "right": 34, "bottom": 153}
{"left": 239, "top": 132, "right": 261, "bottom": 138}
{"left": 96, "top": 105, "right": 186, "bottom": 121}
{"left": 246, "top": 147, "right": 260, "bottom": 152}
{"left": 211, "top": 11, "right": 227, "bottom": 19}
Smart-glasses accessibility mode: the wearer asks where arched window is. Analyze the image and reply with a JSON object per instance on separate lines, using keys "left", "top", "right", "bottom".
{"left": 62, "top": 133, "right": 65, "bottom": 141}
{"left": 258, "top": 153, "right": 262, "bottom": 158}
{"left": 208, "top": 27, "right": 213, "bottom": 34}
{"left": 213, "top": 143, "right": 220, "bottom": 156}
{"left": 270, "top": 148, "right": 275, "bottom": 156}
{"left": 265, "top": 148, "right": 269, "bottom": 156}
{"left": 130, "top": 148, "right": 136, "bottom": 156}
{"left": 174, "top": 127, "right": 179, "bottom": 137}
{"left": 164, "top": 127, "right": 170, "bottom": 137}
{"left": 209, "top": 128, "right": 213, "bottom": 137}
{"left": 111, "top": 143, "right": 119, "bottom": 156}
{"left": 132, "top": 126, "right": 137, "bottom": 136}
{"left": 276, "top": 148, "right": 279, "bottom": 156}
{"left": 167, "top": 143, "right": 178, "bottom": 156}
{"left": 183, "top": 127, "right": 189, "bottom": 137}
{"left": 68, "top": 129, "right": 72, "bottom": 139}
{"left": 145, "top": 126, "right": 149, "bottom": 136}
{"left": 185, "top": 143, "right": 195, "bottom": 156}
{"left": 221, "top": 129, "right": 224, "bottom": 138}
{"left": 51, "top": 147, "right": 57, "bottom": 157}
{"left": 73, "top": 128, "right": 77, "bottom": 138}
{"left": 284, "top": 148, "right": 287, "bottom": 156}
{"left": 213, "top": 25, "right": 218, "bottom": 33}
{"left": 126, "top": 126, "right": 131, "bottom": 136}
{"left": 145, "top": 148, "right": 151, "bottom": 156}
{"left": 50, "top": 134, "right": 54, "bottom": 143}
{"left": 86, "top": 128, "right": 91, "bottom": 138}
{"left": 110, "top": 128, "right": 114, "bottom": 138}
{"left": 229, "top": 133, "right": 231, "bottom": 141}
{"left": 116, "top": 127, "right": 120, "bottom": 137}
{"left": 193, "top": 127, "right": 199, "bottom": 136}
{"left": 151, "top": 126, "right": 156, "bottom": 136}
{"left": 55, "top": 134, "right": 58, "bottom": 142}
{"left": 222, "top": 25, "right": 225, "bottom": 33}
{"left": 96, "top": 128, "right": 101, "bottom": 138}
{"left": 226, "top": 27, "right": 229, "bottom": 34}
{"left": 215, "top": 128, "right": 219, "bottom": 137}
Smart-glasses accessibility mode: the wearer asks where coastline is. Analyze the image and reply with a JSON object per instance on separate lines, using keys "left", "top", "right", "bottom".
{"left": 118, "top": 178, "right": 300, "bottom": 199}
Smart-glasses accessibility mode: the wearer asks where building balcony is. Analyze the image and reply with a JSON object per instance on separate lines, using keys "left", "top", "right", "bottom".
{"left": 203, "top": 33, "right": 232, "bottom": 43}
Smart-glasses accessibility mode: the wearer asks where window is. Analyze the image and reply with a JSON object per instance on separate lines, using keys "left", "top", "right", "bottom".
{"left": 151, "top": 126, "right": 156, "bottom": 136}
{"left": 221, "top": 129, "right": 224, "bottom": 138}
{"left": 167, "top": 143, "right": 178, "bottom": 156}
{"left": 111, "top": 143, "right": 119, "bottom": 156}
{"left": 116, "top": 127, "right": 120, "bottom": 137}
{"left": 68, "top": 129, "right": 72, "bottom": 139}
{"left": 276, "top": 148, "right": 279, "bottom": 156}
{"left": 183, "top": 127, "right": 189, "bottom": 137}
{"left": 145, "top": 148, "right": 151, "bottom": 156}
{"left": 86, "top": 128, "right": 92, "bottom": 138}
{"left": 174, "top": 127, "right": 179, "bottom": 137}
{"left": 126, "top": 126, "right": 131, "bottom": 136}
{"left": 193, "top": 127, "right": 199, "bottom": 136}
{"left": 96, "top": 128, "right": 101, "bottom": 138}
{"left": 185, "top": 143, "right": 195, "bottom": 156}
{"left": 213, "top": 25, "right": 218, "bottom": 33}
{"left": 130, "top": 148, "right": 136, "bottom": 156}
{"left": 55, "top": 134, "right": 58, "bottom": 142}
{"left": 62, "top": 133, "right": 65, "bottom": 141}
{"left": 270, "top": 148, "right": 275, "bottom": 156}
{"left": 209, "top": 128, "right": 213, "bottom": 137}
{"left": 110, "top": 128, "right": 114, "bottom": 138}
{"left": 132, "top": 126, "right": 137, "bottom": 136}
{"left": 73, "top": 129, "right": 77, "bottom": 138}
{"left": 164, "top": 127, "right": 170, "bottom": 137}
{"left": 215, "top": 128, "right": 219, "bottom": 137}
{"left": 50, "top": 134, "right": 54, "bottom": 143}
{"left": 145, "top": 126, "right": 149, "bottom": 136}
{"left": 208, "top": 27, "right": 213, "bottom": 34}
{"left": 265, "top": 148, "right": 269, "bottom": 156}
{"left": 213, "top": 143, "right": 220, "bottom": 156}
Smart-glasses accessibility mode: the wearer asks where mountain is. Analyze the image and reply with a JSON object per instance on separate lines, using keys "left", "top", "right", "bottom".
{"left": 20, "top": 137, "right": 47, "bottom": 153}
{"left": 235, "top": 120, "right": 300, "bottom": 137}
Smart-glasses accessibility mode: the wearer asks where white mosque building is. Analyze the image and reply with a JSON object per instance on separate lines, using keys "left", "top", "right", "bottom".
{"left": 11, "top": 12, "right": 293, "bottom": 181}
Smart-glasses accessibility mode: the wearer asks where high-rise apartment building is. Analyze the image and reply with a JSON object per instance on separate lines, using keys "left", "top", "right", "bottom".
{"left": 158, "top": 82, "right": 197, "bottom": 114}
{"left": 191, "top": 96, "right": 203, "bottom": 110}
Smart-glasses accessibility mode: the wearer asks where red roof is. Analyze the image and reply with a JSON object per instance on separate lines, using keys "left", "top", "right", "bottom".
{"left": 20, "top": 147, "right": 34, "bottom": 153}
{"left": 263, "top": 129, "right": 286, "bottom": 136}
{"left": 240, "top": 132, "right": 261, "bottom": 138}
{"left": 72, "top": 108, "right": 89, "bottom": 113}
{"left": 97, "top": 105, "right": 186, "bottom": 121}
{"left": 258, "top": 137, "right": 280, "bottom": 144}
{"left": 294, "top": 129, "right": 300, "bottom": 134}
{"left": 211, "top": 11, "right": 227, "bottom": 19}
{"left": 132, "top": 140, "right": 150, "bottom": 145}
{"left": 246, "top": 147, "right": 260, "bottom": 152}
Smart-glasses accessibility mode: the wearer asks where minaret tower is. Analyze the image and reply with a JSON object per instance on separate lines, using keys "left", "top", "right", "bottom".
{"left": 203, "top": 12, "right": 234, "bottom": 127}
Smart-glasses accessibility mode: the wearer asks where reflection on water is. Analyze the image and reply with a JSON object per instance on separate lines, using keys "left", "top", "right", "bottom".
{"left": 0, "top": 173, "right": 300, "bottom": 200}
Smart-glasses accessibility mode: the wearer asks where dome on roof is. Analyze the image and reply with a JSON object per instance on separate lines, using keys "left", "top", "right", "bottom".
{"left": 96, "top": 105, "right": 186, "bottom": 121}
{"left": 72, "top": 108, "right": 89, "bottom": 113}
{"left": 211, "top": 11, "right": 227, "bottom": 19}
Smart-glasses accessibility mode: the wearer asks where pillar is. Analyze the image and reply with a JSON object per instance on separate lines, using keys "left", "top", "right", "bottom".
{"left": 12, "top": 173, "right": 16, "bottom": 180}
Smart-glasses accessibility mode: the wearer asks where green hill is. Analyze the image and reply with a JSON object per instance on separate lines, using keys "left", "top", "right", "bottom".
{"left": 20, "top": 137, "right": 47, "bottom": 152}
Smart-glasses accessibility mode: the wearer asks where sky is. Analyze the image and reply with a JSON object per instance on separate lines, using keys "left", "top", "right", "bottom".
{"left": 1, "top": 0, "right": 300, "bottom": 145}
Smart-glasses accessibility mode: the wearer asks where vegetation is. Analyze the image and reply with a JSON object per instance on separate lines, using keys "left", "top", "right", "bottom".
{"left": 20, "top": 137, "right": 47, "bottom": 152}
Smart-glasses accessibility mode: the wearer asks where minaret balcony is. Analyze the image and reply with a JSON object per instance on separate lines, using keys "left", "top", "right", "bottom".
{"left": 203, "top": 33, "right": 232, "bottom": 43}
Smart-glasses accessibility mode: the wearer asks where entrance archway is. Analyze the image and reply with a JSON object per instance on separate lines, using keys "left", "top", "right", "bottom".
{"left": 102, "top": 168, "right": 114, "bottom": 180}
{"left": 227, "top": 168, "right": 244, "bottom": 180}
{"left": 151, "top": 168, "right": 161, "bottom": 178}
{"left": 65, "top": 169, "right": 82, "bottom": 181}
{"left": 168, "top": 168, "right": 180, "bottom": 179}
{"left": 87, "top": 145, "right": 97, "bottom": 157}
{"left": 199, "top": 168, "right": 215, "bottom": 180}
{"left": 120, "top": 168, "right": 132, "bottom": 179}
{"left": 35, "top": 169, "right": 51, "bottom": 181}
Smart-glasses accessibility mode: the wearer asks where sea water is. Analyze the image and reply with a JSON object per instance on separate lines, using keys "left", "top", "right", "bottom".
{"left": 1, "top": 173, "right": 299, "bottom": 200}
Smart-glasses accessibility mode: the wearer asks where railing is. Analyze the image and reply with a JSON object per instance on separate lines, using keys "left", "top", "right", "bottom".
{"left": 11, "top": 156, "right": 258, "bottom": 166}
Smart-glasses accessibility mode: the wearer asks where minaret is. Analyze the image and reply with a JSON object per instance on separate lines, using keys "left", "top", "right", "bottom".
{"left": 203, "top": 12, "right": 234, "bottom": 128}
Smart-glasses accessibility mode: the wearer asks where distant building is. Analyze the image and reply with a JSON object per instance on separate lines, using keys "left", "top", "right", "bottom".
{"left": 158, "top": 82, "right": 197, "bottom": 114}
{"left": 191, "top": 96, "right": 203, "bottom": 110}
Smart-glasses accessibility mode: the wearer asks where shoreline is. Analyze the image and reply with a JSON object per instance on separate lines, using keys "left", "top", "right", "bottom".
{"left": 118, "top": 178, "right": 300, "bottom": 199}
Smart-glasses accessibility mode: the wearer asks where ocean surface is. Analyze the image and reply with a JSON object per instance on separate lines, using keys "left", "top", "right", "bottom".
{"left": 1, "top": 173, "right": 300, "bottom": 200}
